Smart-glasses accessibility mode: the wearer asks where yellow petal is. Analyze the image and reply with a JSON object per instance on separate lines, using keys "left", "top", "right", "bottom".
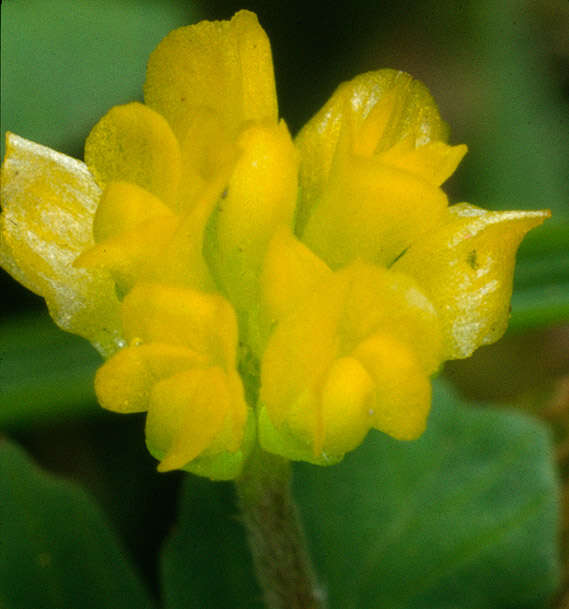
{"left": 120, "top": 283, "right": 239, "bottom": 368}
{"left": 257, "top": 405, "right": 343, "bottom": 466}
{"left": 77, "top": 181, "right": 220, "bottom": 294}
{"left": 161, "top": 171, "right": 228, "bottom": 291}
{"left": 146, "top": 367, "right": 232, "bottom": 472}
{"left": 178, "top": 107, "right": 239, "bottom": 210}
{"left": 207, "top": 120, "right": 298, "bottom": 314}
{"left": 317, "top": 356, "right": 376, "bottom": 456}
{"left": 393, "top": 203, "right": 551, "bottom": 358}
{"left": 95, "top": 343, "right": 207, "bottom": 413}
{"left": 224, "top": 370, "right": 250, "bottom": 450}
{"left": 354, "top": 333, "right": 431, "bottom": 440}
{"left": 93, "top": 181, "right": 174, "bottom": 243}
{"left": 337, "top": 261, "right": 442, "bottom": 373}
{"left": 84, "top": 102, "right": 181, "bottom": 208}
{"left": 144, "top": 10, "right": 277, "bottom": 141}
{"left": 261, "top": 227, "right": 331, "bottom": 331}
{"left": 259, "top": 260, "right": 442, "bottom": 458}
{"left": 74, "top": 215, "right": 180, "bottom": 295}
{"left": 260, "top": 273, "right": 345, "bottom": 428}
{"left": 295, "top": 70, "right": 450, "bottom": 233}
{"left": 260, "top": 260, "right": 442, "bottom": 437}
{"left": 302, "top": 152, "right": 448, "bottom": 268}
{"left": 378, "top": 140, "right": 467, "bottom": 187}
{"left": 0, "top": 133, "right": 122, "bottom": 356}
{"left": 183, "top": 407, "right": 256, "bottom": 480}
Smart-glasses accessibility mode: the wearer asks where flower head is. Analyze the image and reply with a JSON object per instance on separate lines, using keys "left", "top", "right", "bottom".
{"left": 0, "top": 11, "right": 549, "bottom": 477}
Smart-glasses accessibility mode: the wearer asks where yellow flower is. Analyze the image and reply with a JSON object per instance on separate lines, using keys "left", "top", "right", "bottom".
{"left": 0, "top": 11, "right": 549, "bottom": 476}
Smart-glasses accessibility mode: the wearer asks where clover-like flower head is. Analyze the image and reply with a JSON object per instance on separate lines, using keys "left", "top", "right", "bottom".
{"left": 0, "top": 11, "right": 549, "bottom": 477}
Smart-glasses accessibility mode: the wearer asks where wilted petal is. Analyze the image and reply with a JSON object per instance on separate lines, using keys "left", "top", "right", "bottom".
{"left": 0, "top": 133, "right": 122, "bottom": 356}
{"left": 393, "top": 203, "right": 551, "bottom": 358}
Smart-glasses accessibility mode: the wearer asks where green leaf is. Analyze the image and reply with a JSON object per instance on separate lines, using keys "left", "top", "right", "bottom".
{"left": 0, "top": 438, "right": 155, "bottom": 609}
{"left": 0, "top": 313, "right": 100, "bottom": 427}
{"left": 1, "top": 0, "right": 202, "bottom": 159}
{"left": 295, "top": 379, "right": 560, "bottom": 609}
{"left": 510, "top": 220, "right": 569, "bottom": 333}
{"left": 461, "top": 1, "right": 569, "bottom": 219}
{"left": 160, "top": 476, "right": 262, "bottom": 609}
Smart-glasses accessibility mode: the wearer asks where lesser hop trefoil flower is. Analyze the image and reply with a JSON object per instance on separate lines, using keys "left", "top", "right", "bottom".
{"left": 0, "top": 10, "right": 549, "bottom": 479}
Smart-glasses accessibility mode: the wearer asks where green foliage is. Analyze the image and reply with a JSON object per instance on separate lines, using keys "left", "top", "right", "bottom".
{"left": 0, "top": 314, "right": 100, "bottom": 427}
{"left": 0, "top": 380, "right": 558, "bottom": 608}
{"left": 295, "top": 379, "right": 560, "bottom": 609}
{"left": 1, "top": 0, "right": 199, "bottom": 158}
{"left": 161, "top": 477, "right": 262, "bottom": 609}
{"left": 511, "top": 221, "right": 569, "bottom": 333}
{"left": 0, "top": 439, "right": 155, "bottom": 609}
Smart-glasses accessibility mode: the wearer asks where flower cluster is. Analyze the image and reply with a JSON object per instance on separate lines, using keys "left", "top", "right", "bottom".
{"left": 0, "top": 11, "right": 549, "bottom": 478}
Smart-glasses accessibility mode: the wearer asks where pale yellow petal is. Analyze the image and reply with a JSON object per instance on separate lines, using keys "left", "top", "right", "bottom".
{"left": 84, "top": 102, "right": 181, "bottom": 208}
{"left": 0, "top": 133, "right": 122, "bottom": 356}
{"left": 394, "top": 203, "right": 551, "bottom": 358}
{"left": 144, "top": 10, "right": 277, "bottom": 141}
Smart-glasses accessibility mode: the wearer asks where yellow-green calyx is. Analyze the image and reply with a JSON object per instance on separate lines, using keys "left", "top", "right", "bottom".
{"left": 0, "top": 10, "right": 549, "bottom": 478}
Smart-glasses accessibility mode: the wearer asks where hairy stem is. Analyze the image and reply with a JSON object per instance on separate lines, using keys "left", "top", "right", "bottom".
{"left": 235, "top": 447, "right": 326, "bottom": 609}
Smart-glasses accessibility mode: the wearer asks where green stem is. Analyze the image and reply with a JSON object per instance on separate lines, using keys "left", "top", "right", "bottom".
{"left": 235, "top": 447, "right": 326, "bottom": 609}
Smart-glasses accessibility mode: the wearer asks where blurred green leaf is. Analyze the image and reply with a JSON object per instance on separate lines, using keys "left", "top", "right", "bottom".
{"left": 0, "top": 438, "right": 156, "bottom": 609}
{"left": 295, "top": 379, "right": 560, "bottom": 609}
{"left": 1, "top": 0, "right": 201, "bottom": 159}
{"left": 0, "top": 313, "right": 100, "bottom": 428}
{"left": 160, "top": 475, "right": 262, "bottom": 609}
{"left": 462, "top": 0, "right": 569, "bottom": 219}
{"left": 510, "top": 220, "right": 569, "bottom": 333}
{"left": 510, "top": 281, "right": 569, "bottom": 334}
